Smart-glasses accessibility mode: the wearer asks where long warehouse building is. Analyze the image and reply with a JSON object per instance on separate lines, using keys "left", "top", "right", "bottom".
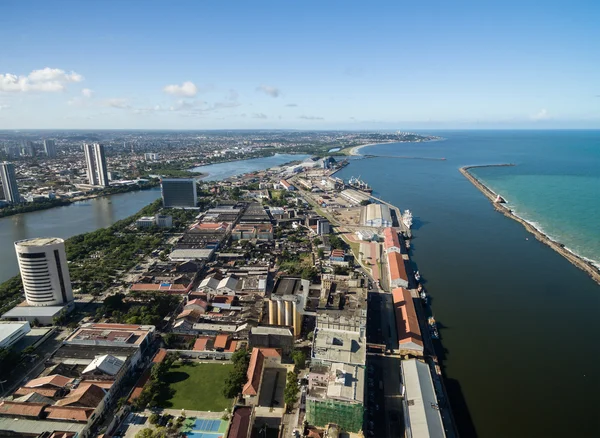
{"left": 401, "top": 358, "right": 447, "bottom": 438}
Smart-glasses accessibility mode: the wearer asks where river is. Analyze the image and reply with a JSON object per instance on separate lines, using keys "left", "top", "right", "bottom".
{"left": 0, "top": 153, "right": 308, "bottom": 284}
{"left": 336, "top": 131, "right": 600, "bottom": 437}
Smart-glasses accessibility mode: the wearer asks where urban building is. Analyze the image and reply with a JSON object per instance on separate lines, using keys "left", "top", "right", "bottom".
{"left": 83, "top": 143, "right": 109, "bottom": 187}
{"left": 364, "top": 203, "right": 392, "bottom": 227}
{"left": 305, "top": 362, "right": 365, "bottom": 433}
{"left": 20, "top": 140, "right": 35, "bottom": 157}
{"left": 0, "top": 161, "right": 20, "bottom": 203}
{"left": 0, "top": 321, "right": 31, "bottom": 349}
{"left": 392, "top": 288, "right": 424, "bottom": 355}
{"left": 14, "top": 237, "right": 74, "bottom": 307}
{"left": 161, "top": 178, "right": 197, "bottom": 208}
{"left": 401, "top": 359, "right": 447, "bottom": 438}
{"left": 136, "top": 214, "right": 173, "bottom": 228}
{"left": 387, "top": 251, "right": 409, "bottom": 288}
{"left": 249, "top": 326, "right": 294, "bottom": 355}
{"left": 43, "top": 139, "right": 57, "bottom": 158}
{"left": 144, "top": 152, "right": 159, "bottom": 160}
{"left": 317, "top": 218, "right": 330, "bottom": 235}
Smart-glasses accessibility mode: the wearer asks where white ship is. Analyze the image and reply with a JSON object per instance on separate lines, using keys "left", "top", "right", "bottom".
{"left": 402, "top": 210, "right": 413, "bottom": 229}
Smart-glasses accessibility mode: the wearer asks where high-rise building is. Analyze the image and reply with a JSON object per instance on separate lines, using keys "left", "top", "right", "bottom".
{"left": 20, "top": 140, "right": 35, "bottom": 157}
{"left": 43, "top": 139, "right": 57, "bottom": 158}
{"left": 0, "top": 161, "right": 20, "bottom": 203}
{"left": 161, "top": 178, "right": 197, "bottom": 208}
{"left": 14, "top": 238, "right": 74, "bottom": 307}
{"left": 83, "top": 143, "right": 109, "bottom": 187}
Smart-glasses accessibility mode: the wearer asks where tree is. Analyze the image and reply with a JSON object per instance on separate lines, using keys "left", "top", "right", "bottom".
{"left": 284, "top": 371, "right": 300, "bottom": 408}
{"left": 291, "top": 350, "right": 306, "bottom": 370}
{"left": 317, "top": 248, "right": 324, "bottom": 259}
{"left": 359, "top": 199, "right": 371, "bottom": 206}
{"left": 223, "top": 348, "right": 250, "bottom": 398}
{"left": 313, "top": 238, "right": 322, "bottom": 246}
{"left": 149, "top": 413, "right": 160, "bottom": 425}
{"left": 135, "top": 428, "right": 167, "bottom": 438}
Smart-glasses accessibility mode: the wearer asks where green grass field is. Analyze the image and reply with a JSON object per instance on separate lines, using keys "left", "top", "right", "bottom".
{"left": 158, "top": 362, "right": 234, "bottom": 411}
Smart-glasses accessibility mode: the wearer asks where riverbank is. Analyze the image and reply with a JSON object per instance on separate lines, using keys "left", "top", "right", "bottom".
{"left": 460, "top": 165, "right": 600, "bottom": 285}
{"left": 0, "top": 181, "right": 160, "bottom": 219}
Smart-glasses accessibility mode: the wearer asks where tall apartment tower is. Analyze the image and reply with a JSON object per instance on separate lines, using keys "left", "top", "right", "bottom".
{"left": 43, "top": 139, "right": 57, "bottom": 158}
{"left": 83, "top": 143, "right": 109, "bottom": 187}
{"left": 161, "top": 178, "right": 198, "bottom": 208}
{"left": 20, "top": 140, "right": 35, "bottom": 157}
{"left": 0, "top": 161, "right": 20, "bottom": 203}
{"left": 15, "top": 238, "right": 74, "bottom": 306}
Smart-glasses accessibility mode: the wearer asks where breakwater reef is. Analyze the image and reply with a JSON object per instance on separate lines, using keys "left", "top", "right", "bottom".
{"left": 461, "top": 164, "right": 600, "bottom": 285}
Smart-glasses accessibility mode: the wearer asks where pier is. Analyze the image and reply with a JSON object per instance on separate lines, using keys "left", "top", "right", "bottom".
{"left": 460, "top": 165, "right": 600, "bottom": 285}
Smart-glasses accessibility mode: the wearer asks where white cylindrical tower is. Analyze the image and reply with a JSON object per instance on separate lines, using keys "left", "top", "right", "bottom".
{"left": 15, "top": 238, "right": 73, "bottom": 306}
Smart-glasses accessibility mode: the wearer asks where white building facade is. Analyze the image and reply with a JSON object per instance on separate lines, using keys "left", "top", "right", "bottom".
{"left": 83, "top": 143, "right": 109, "bottom": 187}
{"left": 15, "top": 237, "right": 74, "bottom": 306}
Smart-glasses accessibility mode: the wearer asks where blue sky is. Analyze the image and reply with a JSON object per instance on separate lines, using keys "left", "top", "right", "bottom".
{"left": 1, "top": 0, "right": 599, "bottom": 129}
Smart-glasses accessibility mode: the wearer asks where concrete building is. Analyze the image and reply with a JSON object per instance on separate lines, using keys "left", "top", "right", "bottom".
{"left": 305, "top": 362, "right": 365, "bottom": 433}
{"left": 316, "top": 218, "right": 330, "bottom": 235}
{"left": 0, "top": 321, "right": 31, "bottom": 349}
{"left": 249, "top": 326, "right": 294, "bottom": 355}
{"left": 161, "top": 178, "right": 197, "bottom": 208}
{"left": 364, "top": 203, "right": 392, "bottom": 227}
{"left": 15, "top": 237, "right": 73, "bottom": 307}
{"left": 155, "top": 214, "right": 173, "bottom": 227}
{"left": 0, "top": 161, "right": 20, "bottom": 203}
{"left": 279, "top": 179, "right": 295, "bottom": 191}
{"left": 401, "top": 359, "right": 447, "bottom": 438}
{"left": 83, "top": 143, "right": 109, "bottom": 187}
{"left": 340, "top": 189, "right": 370, "bottom": 205}
{"left": 43, "top": 139, "right": 57, "bottom": 158}
{"left": 144, "top": 152, "right": 159, "bottom": 161}
{"left": 136, "top": 214, "right": 173, "bottom": 228}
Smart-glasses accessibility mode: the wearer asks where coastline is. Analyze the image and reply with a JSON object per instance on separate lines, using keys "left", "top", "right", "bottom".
{"left": 348, "top": 142, "right": 395, "bottom": 155}
{"left": 460, "top": 165, "right": 600, "bottom": 285}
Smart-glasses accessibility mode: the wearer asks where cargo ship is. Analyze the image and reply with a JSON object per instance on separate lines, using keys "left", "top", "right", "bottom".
{"left": 348, "top": 176, "right": 373, "bottom": 193}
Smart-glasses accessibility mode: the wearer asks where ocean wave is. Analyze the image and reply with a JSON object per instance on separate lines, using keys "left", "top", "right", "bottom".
{"left": 508, "top": 205, "right": 600, "bottom": 269}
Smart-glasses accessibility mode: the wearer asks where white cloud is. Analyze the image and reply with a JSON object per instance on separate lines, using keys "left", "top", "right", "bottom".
{"left": 252, "top": 113, "right": 268, "bottom": 119}
{"left": 0, "top": 104, "right": 9, "bottom": 110}
{"left": 163, "top": 81, "right": 198, "bottom": 97}
{"left": 299, "top": 115, "right": 324, "bottom": 120}
{"left": 532, "top": 109, "right": 550, "bottom": 120}
{"left": 81, "top": 88, "right": 94, "bottom": 98}
{"left": 0, "top": 67, "right": 83, "bottom": 93}
{"left": 256, "top": 84, "right": 280, "bottom": 98}
{"left": 104, "top": 98, "right": 131, "bottom": 109}
{"left": 285, "top": 103, "right": 298, "bottom": 107}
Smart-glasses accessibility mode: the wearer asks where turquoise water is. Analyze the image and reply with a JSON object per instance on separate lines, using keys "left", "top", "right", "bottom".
{"left": 471, "top": 170, "right": 600, "bottom": 267}
{"left": 338, "top": 130, "right": 600, "bottom": 437}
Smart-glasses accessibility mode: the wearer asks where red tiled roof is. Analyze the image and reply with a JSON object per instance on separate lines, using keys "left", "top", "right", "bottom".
{"left": 242, "top": 348, "right": 281, "bottom": 396}
{"left": 128, "top": 369, "right": 151, "bottom": 403}
{"left": 14, "top": 387, "right": 59, "bottom": 398}
{"left": 392, "top": 288, "right": 423, "bottom": 350}
{"left": 227, "top": 406, "right": 252, "bottom": 438}
{"left": 153, "top": 348, "right": 168, "bottom": 363}
{"left": 0, "top": 401, "right": 46, "bottom": 418}
{"left": 383, "top": 227, "right": 400, "bottom": 250}
{"left": 214, "top": 334, "right": 230, "bottom": 349}
{"left": 55, "top": 384, "right": 105, "bottom": 408}
{"left": 25, "top": 374, "right": 72, "bottom": 389}
{"left": 193, "top": 337, "right": 211, "bottom": 351}
{"left": 45, "top": 406, "right": 94, "bottom": 422}
{"left": 186, "top": 298, "right": 208, "bottom": 308}
{"left": 388, "top": 251, "right": 408, "bottom": 282}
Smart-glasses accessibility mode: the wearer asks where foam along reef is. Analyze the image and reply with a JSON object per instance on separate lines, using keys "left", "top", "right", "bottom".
{"left": 460, "top": 165, "right": 600, "bottom": 285}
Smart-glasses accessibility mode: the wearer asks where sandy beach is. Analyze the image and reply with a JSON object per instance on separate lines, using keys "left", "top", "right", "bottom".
{"left": 348, "top": 142, "right": 394, "bottom": 155}
{"left": 460, "top": 165, "right": 600, "bottom": 285}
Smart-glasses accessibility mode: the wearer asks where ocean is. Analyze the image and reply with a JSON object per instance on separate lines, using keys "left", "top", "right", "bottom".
{"left": 336, "top": 130, "right": 600, "bottom": 437}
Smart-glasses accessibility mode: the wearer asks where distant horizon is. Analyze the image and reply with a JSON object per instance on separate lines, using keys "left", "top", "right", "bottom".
{"left": 2, "top": 1, "right": 599, "bottom": 130}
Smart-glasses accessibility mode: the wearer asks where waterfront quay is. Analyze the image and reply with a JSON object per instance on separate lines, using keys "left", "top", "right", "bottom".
{"left": 290, "top": 166, "right": 458, "bottom": 437}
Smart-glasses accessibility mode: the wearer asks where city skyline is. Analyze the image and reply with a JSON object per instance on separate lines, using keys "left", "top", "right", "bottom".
{"left": 1, "top": 0, "right": 599, "bottom": 130}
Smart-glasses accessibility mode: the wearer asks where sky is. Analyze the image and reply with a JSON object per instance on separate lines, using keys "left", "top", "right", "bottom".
{"left": 1, "top": 0, "right": 599, "bottom": 129}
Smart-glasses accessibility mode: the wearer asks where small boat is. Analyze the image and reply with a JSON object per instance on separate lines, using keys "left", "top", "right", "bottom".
{"left": 414, "top": 271, "right": 421, "bottom": 282}
{"left": 428, "top": 316, "right": 439, "bottom": 339}
{"left": 420, "top": 289, "right": 427, "bottom": 302}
